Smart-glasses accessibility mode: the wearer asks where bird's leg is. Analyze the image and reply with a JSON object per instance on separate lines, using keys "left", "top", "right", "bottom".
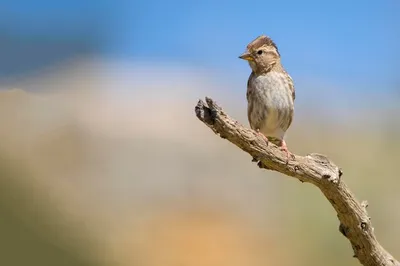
{"left": 252, "top": 129, "right": 269, "bottom": 163}
{"left": 256, "top": 129, "right": 269, "bottom": 143}
{"left": 279, "top": 139, "right": 294, "bottom": 163}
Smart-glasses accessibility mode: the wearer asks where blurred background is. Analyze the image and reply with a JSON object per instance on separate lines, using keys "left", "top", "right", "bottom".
{"left": 0, "top": 1, "right": 399, "bottom": 265}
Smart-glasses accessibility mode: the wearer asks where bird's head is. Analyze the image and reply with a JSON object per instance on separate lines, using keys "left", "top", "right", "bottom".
{"left": 239, "top": 35, "right": 280, "bottom": 73}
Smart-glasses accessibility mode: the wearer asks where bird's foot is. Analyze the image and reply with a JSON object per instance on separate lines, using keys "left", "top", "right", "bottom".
{"left": 251, "top": 129, "right": 268, "bottom": 165}
{"left": 280, "top": 140, "right": 295, "bottom": 164}
{"left": 256, "top": 129, "right": 269, "bottom": 144}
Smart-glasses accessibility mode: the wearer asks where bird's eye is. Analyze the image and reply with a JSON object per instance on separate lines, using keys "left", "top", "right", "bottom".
{"left": 257, "top": 50, "right": 263, "bottom": 55}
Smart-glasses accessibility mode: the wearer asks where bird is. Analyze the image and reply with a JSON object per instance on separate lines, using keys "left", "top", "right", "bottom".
{"left": 239, "top": 35, "right": 295, "bottom": 161}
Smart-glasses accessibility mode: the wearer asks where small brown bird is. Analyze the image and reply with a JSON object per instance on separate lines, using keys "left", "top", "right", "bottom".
{"left": 239, "top": 35, "right": 295, "bottom": 159}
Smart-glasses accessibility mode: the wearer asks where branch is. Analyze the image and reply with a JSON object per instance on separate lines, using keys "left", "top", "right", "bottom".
{"left": 195, "top": 97, "right": 399, "bottom": 266}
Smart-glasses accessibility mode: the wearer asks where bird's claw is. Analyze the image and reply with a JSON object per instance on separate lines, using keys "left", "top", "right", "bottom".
{"left": 280, "top": 140, "right": 295, "bottom": 164}
{"left": 256, "top": 129, "right": 269, "bottom": 145}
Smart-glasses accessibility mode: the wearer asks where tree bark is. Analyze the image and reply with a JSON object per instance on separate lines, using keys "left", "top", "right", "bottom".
{"left": 195, "top": 97, "right": 399, "bottom": 266}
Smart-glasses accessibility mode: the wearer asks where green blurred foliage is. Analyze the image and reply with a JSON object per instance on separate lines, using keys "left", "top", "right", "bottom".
{"left": 0, "top": 162, "right": 101, "bottom": 266}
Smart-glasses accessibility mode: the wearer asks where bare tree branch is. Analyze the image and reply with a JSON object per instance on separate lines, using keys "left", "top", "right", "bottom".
{"left": 195, "top": 97, "right": 399, "bottom": 266}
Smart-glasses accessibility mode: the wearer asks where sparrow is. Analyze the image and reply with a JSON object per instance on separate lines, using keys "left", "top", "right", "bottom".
{"left": 239, "top": 35, "right": 295, "bottom": 160}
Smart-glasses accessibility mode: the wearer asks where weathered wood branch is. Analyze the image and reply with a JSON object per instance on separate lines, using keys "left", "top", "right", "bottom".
{"left": 195, "top": 97, "right": 399, "bottom": 266}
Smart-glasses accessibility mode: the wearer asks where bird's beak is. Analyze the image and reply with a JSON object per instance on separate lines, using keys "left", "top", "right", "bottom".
{"left": 239, "top": 51, "right": 254, "bottom": 61}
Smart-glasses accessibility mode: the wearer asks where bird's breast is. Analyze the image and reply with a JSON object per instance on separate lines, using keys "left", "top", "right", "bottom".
{"left": 247, "top": 71, "right": 294, "bottom": 138}
{"left": 249, "top": 72, "right": 293, "bottom": 109}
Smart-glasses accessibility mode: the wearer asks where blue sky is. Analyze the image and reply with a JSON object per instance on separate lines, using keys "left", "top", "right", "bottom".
{"left": 1, "top": 0, "right": 399, "bottom": 92}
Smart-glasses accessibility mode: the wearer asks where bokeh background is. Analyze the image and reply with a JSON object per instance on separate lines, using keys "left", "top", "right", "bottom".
{"left": 0, "top": 1, "right": 399, "bottom": 265}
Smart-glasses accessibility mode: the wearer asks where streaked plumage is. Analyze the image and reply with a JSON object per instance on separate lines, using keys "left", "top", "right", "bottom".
{"left": 239, "top": 35, "right": 295, "bottom": 154}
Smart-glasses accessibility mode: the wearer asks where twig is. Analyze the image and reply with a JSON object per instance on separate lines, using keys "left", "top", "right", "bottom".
{"left": 195, "top": 97, "right": 399, "bottom": 266}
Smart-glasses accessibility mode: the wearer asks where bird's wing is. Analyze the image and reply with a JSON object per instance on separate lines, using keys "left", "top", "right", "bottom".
{"left": 287, "top": 73, "right": 295, "bottom": 101}
{"left": 281, "top": 72, "right": 295, "bottom": 132}
{"left": 246, "top": 72, "right": 255, "bottom": 101}
{"left": 246, "top": 72, "right": 262, "bottom": 130}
